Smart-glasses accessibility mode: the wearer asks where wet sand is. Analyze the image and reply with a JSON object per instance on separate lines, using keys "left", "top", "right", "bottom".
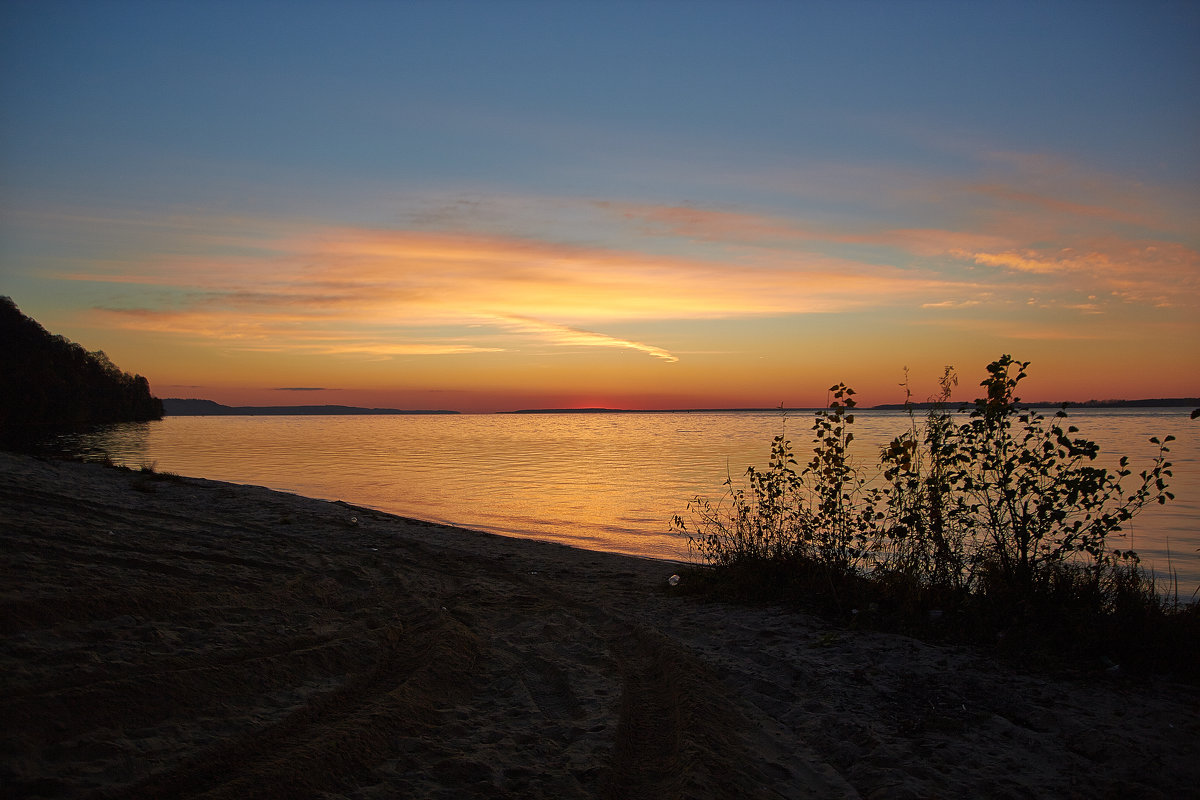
{"left": 2, "top": 450, "right": 1197, "bottom": 799}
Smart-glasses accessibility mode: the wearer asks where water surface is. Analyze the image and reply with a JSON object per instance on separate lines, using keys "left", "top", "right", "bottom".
{"left": 53, "top": 409, "right": 1199, "bottom": 595}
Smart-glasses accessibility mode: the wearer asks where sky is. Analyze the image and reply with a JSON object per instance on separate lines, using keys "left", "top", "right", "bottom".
{"left": 2, "top": 0, "right": 1198, "bottom": 412}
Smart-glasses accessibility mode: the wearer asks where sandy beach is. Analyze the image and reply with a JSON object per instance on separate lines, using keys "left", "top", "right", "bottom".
{"left": 2, "top": 450, "right": 1197, "bottom": 799}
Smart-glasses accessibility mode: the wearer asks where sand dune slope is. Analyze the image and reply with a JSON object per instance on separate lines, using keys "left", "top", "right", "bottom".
{"left": 1, "top": 451, "right": 1196, "bottom": 798}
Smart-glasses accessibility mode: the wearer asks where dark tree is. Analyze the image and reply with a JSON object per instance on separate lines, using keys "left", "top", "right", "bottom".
{"left": 0, "top": 297, "right": 164, "bottom": 428}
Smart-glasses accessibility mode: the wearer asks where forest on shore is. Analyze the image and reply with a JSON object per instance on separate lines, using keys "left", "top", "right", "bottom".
{"left": 0, "top": 297, "right": 163, "bottom": 430}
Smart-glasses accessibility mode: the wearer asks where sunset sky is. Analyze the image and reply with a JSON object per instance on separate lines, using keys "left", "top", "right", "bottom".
{"left": 2, "top": 1, "right": 1197, "bottom": 411}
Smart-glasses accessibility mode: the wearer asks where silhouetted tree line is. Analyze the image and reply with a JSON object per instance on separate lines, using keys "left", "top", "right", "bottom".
{"left": 1, "top": 296, "right": 163, "bottom": 428}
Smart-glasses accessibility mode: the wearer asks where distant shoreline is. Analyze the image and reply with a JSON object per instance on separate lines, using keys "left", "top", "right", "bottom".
{"left": 163, "top": 398, "right": 1200, "bottom": 416}
{"left": 504, "top": 398, "right": 1200, "bottom": 413}
{"left": 162, "top": 399, "right": 458, "bottom": 416}
{"left": 868, "top": 397, "right": 1200, "bottom": 411}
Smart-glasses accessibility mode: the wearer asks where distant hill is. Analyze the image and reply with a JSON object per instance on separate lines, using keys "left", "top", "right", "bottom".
{"left": 870, "top": 398, "right": 1200, "bottom": 410}
{"left": 163, "top": 399, "right": 458, "bottom": 416}
{"left": 0, "top": 297, "right": 163, "bottom": 428}
{"left": 505, "top": 408, "right": 822, "bottom": 414}
{"left": 509, "top": 401, "right": 1200, "bottom": 414}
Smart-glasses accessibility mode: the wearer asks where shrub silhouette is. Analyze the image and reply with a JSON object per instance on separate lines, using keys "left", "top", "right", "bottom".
{"left": 674, "top": 356, "right": 1178, "bottom": 624}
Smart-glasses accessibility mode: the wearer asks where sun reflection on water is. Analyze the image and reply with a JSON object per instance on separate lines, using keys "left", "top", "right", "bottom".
{"left": 61, "top": 409, "right": 1199, "bottom": 594}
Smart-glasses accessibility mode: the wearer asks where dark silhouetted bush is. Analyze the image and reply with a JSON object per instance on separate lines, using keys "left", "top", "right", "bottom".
{"left": 674, "top": 356, "right": 1193, "bottom": 676}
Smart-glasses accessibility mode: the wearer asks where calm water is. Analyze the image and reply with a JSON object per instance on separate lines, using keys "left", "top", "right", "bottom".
{"left": 50, "top": 409, "right": 1199, "bottom": 595}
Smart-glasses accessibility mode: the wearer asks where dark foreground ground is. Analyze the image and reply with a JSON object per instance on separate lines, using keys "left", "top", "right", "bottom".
{"left": 2, "top": 450, "right": 1197, "bottom": 799}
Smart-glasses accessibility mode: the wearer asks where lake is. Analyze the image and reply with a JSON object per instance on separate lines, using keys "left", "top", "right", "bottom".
{"left": 47, "top": 408, "right": 1199, "bottom": 596}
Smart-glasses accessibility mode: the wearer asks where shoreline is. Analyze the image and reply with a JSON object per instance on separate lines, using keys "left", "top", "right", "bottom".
{"left": 2, "top": 450, "right": 1197, "bottom": 798}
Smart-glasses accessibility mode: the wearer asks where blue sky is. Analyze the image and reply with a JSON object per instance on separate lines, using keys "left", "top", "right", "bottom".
{"left": 2, "top": 1, "right": 1197, "bottom": 410}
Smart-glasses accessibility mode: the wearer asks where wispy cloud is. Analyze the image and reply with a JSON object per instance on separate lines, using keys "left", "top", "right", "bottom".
{"left": 497, "top": 315, "right": 678, "bottom": 362}
{"left": 87, "top": 306, "right": 506, "bottom": 357}
{"left": 920, "top": 299, "right": 982, "bottom": 309}
{"left": 955, "top": 240, "right": 1199, "bottom": 307}
{"left": 605, "top": 155, "right": 1200, "bottom": 315}
{"left": 35, "top": 149, "right": 1200, "bottom": 366}
{"left": 59, "top": 217, "right": 961, "bottom": 361}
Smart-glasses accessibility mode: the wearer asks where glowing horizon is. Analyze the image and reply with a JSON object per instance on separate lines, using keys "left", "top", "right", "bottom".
{"left": 2, "top": 2, "right": 1197, "bottom": 413}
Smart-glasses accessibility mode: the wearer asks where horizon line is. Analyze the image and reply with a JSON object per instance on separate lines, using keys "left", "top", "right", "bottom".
{"left": 161, "top": 397, "right": 1200, "bottom": 416}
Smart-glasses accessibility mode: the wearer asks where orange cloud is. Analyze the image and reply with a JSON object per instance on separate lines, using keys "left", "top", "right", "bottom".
{"left": 602, "top": 202, "right": 1017, "bottom": 256}
{"left": 59, "top": 219, "right": 963, "bottom": 364}
{"left": 87, "top": 307, "right": 505, "bottom": 357}
{"left": 603, "top": 200, "right": 1200, "bottom": 318}
{"left": 497, "top": 315, "right": 678, "bottom": 362}
{"left": 956, "top": 240, "right": 1200, "bottom": 307}
{"left": 37, "top": 159, "right": 1199, "bottom": 373}
{"left": 964, "top": 251, "right": 1065, "bottom": 274}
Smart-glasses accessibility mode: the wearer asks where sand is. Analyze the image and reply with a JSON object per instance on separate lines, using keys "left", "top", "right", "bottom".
{"left": 1, "top": 450, "right": 1197, "bottom": 799}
